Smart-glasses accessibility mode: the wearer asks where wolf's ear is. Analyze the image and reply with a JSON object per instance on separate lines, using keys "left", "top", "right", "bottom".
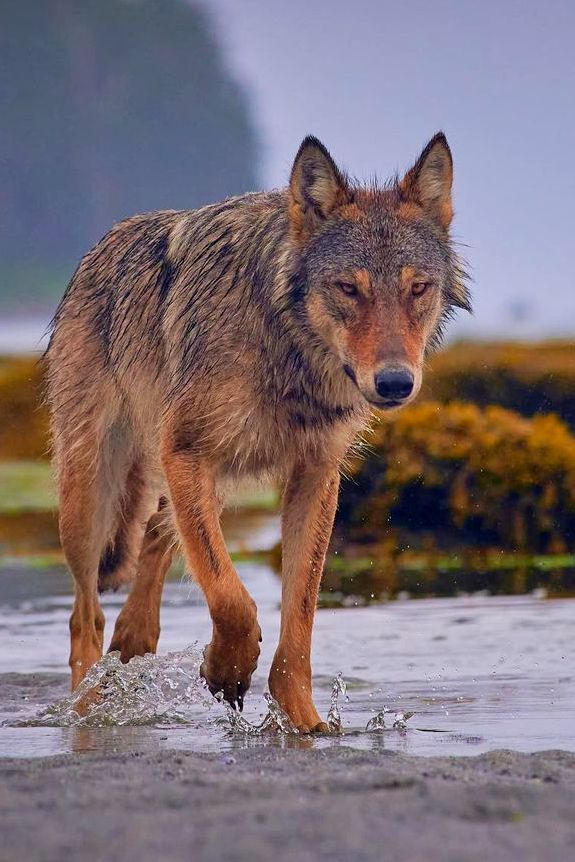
{"left": 289, "top": 136, "right": 352, "bottom": 239}
{"left": 400, "top": 133, "right": 453, "bottom": 231}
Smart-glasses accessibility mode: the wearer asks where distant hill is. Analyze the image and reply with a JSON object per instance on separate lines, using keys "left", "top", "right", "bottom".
{"left": 0, "top": 0, "right": 259, "bottom": 307}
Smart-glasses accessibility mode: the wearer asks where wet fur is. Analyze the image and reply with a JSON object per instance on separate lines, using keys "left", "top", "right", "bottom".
{"left": 45, "top": 133, "right": 469, "bottom": 729}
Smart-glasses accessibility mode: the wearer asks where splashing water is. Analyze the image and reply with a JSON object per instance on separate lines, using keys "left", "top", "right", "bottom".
{"left": 220, "top": 692, "right": 300, "bottom": 736}
{"left": 366, "top": 707, "right": 415, "bottom": 732}
{"left": 18, "top": 647, "right": 315, "bottom": 736}
{"left": 16, "top": 646, "right": 413, "bottom": 740}
{"left": 392, "top": 711, "right": 415, "bottom": 730}
{"left": 365, "top": 706, "right": 392, "bottom": 731}
{"left": 224, "top": 674, "right": 350, "bottom": 737}
{"left": 20, "top": 645, "right": 212, "bottom": 727}
{"left": 326, "top": 672, "right": 348, "bottom": 732}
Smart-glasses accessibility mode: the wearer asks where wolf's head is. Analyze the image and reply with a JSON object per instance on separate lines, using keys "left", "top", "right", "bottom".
{"left": 287, "top": 134, "right": 470, "bottom": 409}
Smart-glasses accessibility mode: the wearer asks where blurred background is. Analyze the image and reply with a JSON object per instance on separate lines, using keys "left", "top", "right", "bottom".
{"left": 1, "top": 0, "right": 575, "bottom": 601}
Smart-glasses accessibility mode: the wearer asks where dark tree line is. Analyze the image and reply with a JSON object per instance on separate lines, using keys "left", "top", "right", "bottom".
{"left": 0, "top": 0, "right": 259, "bottom": 286}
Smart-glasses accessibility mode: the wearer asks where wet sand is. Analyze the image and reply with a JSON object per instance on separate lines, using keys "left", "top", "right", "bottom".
{"left": 2, "top": 565, "right": 574, "bottom": 860}
{"left": 1, "top": 746, "right": 574, "bottom": 862}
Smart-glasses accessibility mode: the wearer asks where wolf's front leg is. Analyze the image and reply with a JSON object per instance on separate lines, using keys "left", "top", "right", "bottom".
{"left": 162, "top": 445, "right": 260, "bottom": 710}
{"left": 270, "top": 463, "right": 340, "bottom": 732}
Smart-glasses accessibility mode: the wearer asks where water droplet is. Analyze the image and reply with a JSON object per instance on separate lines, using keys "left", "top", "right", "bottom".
{"left": 326, "top": 672, "right": 347, "bottom": 733}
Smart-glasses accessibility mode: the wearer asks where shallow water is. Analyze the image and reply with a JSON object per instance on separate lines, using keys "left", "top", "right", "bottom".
{"left": 1, "top": 552, "right": 574, "bottom": 759}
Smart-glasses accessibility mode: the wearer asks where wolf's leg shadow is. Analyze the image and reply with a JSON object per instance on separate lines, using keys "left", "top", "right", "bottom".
{"left": 269, "top": 463, "right": 340, "bottom": 733}
{"left": 108, "top": 498, "right": 175, "bottom": 662}
{"left": 161, "top": 446, "right": 260, "bottom": 710}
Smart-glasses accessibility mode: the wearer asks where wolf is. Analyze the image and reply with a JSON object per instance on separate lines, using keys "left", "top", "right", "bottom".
{"left": 46, "top": 132, "right": 470, "bottom": 732}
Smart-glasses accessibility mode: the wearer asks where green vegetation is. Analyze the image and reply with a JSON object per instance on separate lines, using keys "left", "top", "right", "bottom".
{"left": 319, "top": 550, "right": 575, "bottom": 605}
{"left": 0, "top": 462, "right": 55, "bottom": 513}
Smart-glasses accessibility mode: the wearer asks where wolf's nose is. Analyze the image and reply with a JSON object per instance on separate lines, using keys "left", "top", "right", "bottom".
{"left": 374, "top": 368, "right": 414, "bottom": 401}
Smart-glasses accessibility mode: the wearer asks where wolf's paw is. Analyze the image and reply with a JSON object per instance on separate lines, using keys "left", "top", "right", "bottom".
{"left": 268, "top": 657, "right": 325, "bottom": 734}
{"left": 201, "top": 620, "right": 261, "bottom": 710}
{"left": 108, "top": 615, "right": 159, "bottom": 664}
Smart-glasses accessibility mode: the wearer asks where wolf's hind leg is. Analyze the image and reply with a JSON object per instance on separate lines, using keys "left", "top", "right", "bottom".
{"left": 269, "top": 463, "right": 340, "bottom": 733}
{"left": 108, "top": 500, "right": 175, "bottom": 662}
{"left": 97, "top": 459, "right": 155, "bottom": 594}
{"left": 161, "top": 445, "right": 260, "bottom": 710}
{"left": 58, "top": 436, "right": 115, "bottom": 690}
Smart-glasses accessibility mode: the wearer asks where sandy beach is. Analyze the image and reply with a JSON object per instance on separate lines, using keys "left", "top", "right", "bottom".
{"left": 1, "top": 746, "right": 575, "bottom": 862}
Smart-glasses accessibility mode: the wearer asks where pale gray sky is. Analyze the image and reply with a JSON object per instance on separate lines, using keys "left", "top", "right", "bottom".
{"left": 204, "top": 0, "right": 575, "bottom": 338}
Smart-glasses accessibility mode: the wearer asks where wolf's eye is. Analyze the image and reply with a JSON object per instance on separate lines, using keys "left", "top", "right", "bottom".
{"left": 335, "top": 281, "right": 359, "bottom": 297}
{"left": 412, "top": 281, "right": 432, "bottom": 297}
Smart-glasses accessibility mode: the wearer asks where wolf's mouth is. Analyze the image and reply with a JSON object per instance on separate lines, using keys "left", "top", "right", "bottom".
{"left": 366, "top": 398, "right": 404, "bottom": 410}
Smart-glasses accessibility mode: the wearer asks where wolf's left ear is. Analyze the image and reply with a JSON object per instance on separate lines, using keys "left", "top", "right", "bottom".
{"left": 400, "top": 133, "right": 453, "bottom": 231}
{"left": 289, "top": 136, "right": 352, "bottom": 239}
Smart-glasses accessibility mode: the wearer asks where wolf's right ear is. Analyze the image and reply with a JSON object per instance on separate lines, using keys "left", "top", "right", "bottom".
{"left": 289, "top": 136, "right": 352, "bottom": 240}
{"left": 400, "top": 133, "right": 453, "bottom": 232}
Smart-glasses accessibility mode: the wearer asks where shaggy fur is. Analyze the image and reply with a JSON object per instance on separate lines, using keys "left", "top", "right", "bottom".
{"left": 46, "top": 133, "right": 469, "bottom": 731}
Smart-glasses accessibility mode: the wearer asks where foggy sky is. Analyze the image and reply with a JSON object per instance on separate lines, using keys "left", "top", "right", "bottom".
{"left": 205, "top": 0, "right": 575, "bottom": 338}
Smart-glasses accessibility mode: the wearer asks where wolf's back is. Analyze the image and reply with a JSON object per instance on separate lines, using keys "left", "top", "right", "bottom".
{"left": 46, "top": 190, "right": 291, "bottom": 420}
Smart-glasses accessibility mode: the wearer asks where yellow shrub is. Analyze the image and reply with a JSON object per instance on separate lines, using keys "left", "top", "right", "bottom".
{"left": 0, "top": 357, "right": 49, "bottom": 460}
{"left": 424, "top": 341, "right": 575, "bottom": 426}
{"left": 338, "top": 401, "right": 575, "bottom": 553}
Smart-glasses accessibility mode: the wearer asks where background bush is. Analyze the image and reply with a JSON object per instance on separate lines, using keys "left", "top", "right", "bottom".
{"left": 0, "top": 357, "right": 48, "bottom": 461}
{"left": 336, "top": 401, "right": 575, "bottom": 554}
{"left": 423, "top": 341, "right": 575, "bottom": 428}
{"left": 3, "top": 341, "right": 575, "bottom": 460}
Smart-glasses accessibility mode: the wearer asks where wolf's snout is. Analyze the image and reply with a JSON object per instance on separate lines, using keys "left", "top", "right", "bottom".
{"left": 374, "top": 368, "right": 414, "bottom": 402}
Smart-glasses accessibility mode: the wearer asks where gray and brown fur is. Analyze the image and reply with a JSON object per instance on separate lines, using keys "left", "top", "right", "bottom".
{"left": 46, "top": 133, "right": 470, "bottom": 731}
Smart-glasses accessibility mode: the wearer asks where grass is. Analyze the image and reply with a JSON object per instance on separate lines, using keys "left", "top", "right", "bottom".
{"left": 319, "top": 549, "right": 575, "bottom": 604}
{"left": 0, "top": 461, "right": 56, "bottom": 513}
{"left": 328, "top": 551, "right": 575, "bottom": 573}
{"left": 0, "top": 460, "right": 279, "bottom": 515}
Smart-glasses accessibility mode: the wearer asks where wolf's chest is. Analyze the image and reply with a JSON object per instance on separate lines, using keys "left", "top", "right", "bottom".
{"left": 213, "top": 396, "right": 360, "bottom": 480}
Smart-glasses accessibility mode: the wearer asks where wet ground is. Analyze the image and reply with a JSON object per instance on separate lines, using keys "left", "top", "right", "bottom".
{"left": 2, "top": 511, "right": 575, "bottom": 862}
{"left": 3, "top": 746, "right": 575, "bottom": 862}
{"left": 1, "top": 549, "right": 573, "bottom": 758}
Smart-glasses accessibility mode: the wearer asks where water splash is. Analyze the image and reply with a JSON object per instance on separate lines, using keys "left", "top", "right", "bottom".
{"left": 392, "top": 710, "right": 415, "bottom": 730}
{"left": 15, "top": 647, "right": 412, "bottom": 740}
{"left": 366, "top": 706, "right": 415, "bottom": 732}
{"left": 262, "top": 692, "right": 300, "bottom": 734}
{"left": 365, "top": 706, "right": 392, "bottom": 731}
{"left": 18, "top": 646, "right": 307, "bottom": 736}
{"left": 222, "top": 674, "right": 350, "bottom": 737}
{"left": 326, "top": 672, "right": 348, "bottom": 732}
{"left": 20, "top": 645, "right": 212, "bottom": 727}
{"left": 220, "top": 692, "right": 300, "bottom": 736}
